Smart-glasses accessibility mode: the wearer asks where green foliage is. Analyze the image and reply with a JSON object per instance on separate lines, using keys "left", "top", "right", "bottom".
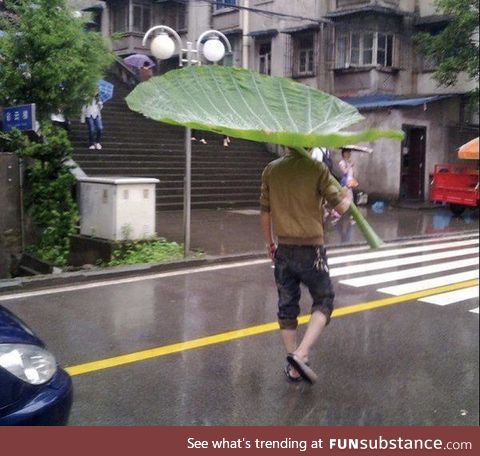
{"left": 414, "top": 0, "right": 479, "bottom": 96}
{"left": 0, "top": 0, "right": 113, "bottom": 120}
{"left": 126, "top": 65, "right": 404, "bottom": 150}
{"left": 8, "top": 124, "right": 79, "bottom": 266}
{"left": 0, "top": 0, "right": 113, "bottom": 266}
{"left": 107, "top": 238, "right": 185, "bottom": 267}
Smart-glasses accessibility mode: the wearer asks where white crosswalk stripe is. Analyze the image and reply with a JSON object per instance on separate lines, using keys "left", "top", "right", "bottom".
{"left": 328, "top": 232, "right": 478, "bottom": 256}
{"left": 340, "top": 258, "right": 478, "bottom": 287}
{"left": 329, "top": 239, "right": 478, "bottom": 265}
{"left": 418, "top": 286, "right": 479, "bottom": 306}
{"left": 328, "top": 231, "right": 478, "bottom": 257}
{"left": 330, "top": 231, "right": 479, "bottom": 316}
{"left": 378, "top": 271, "right": 479, "bottom": 296}
{"left": 330, "top": 247, "right": 478, "bottom": 277}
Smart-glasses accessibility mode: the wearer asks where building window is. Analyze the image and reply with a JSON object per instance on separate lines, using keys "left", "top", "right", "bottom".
{"left": 221, "top": 35, "right": 240, "bottom": 67}
{"left": 177, "top": 2, "right": 187, "bottom": 30}
{"left": 294, "top": 33, "right": 315, "bottom": 77}
{"left": 377, "top": 33, "right": 393, "bottom": 67}
{"left": 336, "top": 31, "right": 395, "bottom": 68}
{"left": 215, "top": 0, "right": 237, "bottom": 10}
{"left": 132, "top": 3, "right": 151, "bottom": 33}
{"left": 258, "top": 42, "right": 271, "bottom": 75}
{"left": 112, "top": 4, "right": 127, "bottom": 33}
{"left": 158, "top": 2, "right": 187, "bottom": 31}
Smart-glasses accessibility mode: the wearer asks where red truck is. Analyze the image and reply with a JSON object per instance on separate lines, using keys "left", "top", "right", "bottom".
{"left": 430, "top": 138, "right": 479, "bottom": 215}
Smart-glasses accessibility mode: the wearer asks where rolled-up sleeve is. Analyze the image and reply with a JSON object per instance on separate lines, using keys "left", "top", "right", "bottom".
{"left": 260, "top": 165, "right": 271, "bottom": 212}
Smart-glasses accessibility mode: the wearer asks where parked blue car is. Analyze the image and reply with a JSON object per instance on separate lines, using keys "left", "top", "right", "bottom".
{"left": 0, "top": 305, "right": 73, "bottom": 425}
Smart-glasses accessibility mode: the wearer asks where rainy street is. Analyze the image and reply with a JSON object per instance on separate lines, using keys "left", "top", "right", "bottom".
{"left": 1, "top": 210, "right": 478, "bottom": 426}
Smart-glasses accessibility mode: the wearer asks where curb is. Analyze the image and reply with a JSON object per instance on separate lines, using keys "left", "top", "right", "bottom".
{"left": 0, "top": 251, "right": 266, "bottom": 295}
{"left": 0, "top": 229, "right": 478, "bottom": 295}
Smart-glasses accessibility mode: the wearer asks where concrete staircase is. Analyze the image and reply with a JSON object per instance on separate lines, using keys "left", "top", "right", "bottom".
{"left": 70, "top": 75, "right": 274, "bottom": 211}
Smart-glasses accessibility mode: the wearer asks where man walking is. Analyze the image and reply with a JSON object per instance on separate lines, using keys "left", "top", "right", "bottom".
{"left": 260, "top": 149, "right": 352, "bottom": 383}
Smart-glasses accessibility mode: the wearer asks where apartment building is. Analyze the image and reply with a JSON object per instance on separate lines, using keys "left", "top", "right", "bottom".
{"left": 90, "top": 0, "right": 477, "bottom": 201}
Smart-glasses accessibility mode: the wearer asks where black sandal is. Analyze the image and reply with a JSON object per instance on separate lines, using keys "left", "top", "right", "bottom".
{"left": 286, "top": 353, "right": 318, "bottom": 384}
{"left": 284, "top": 362, "right": 303, "bottom": 383}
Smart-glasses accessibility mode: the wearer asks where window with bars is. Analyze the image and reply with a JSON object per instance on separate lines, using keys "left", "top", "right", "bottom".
{"left": 132, "top": 3, "right": 151, "bottom": 33}
{"left": 157, "top": 2, "right": 187, "bottom": 31}
{"left": 294, "top": 34, "right": 315, "bottom": 77}
{"left": 336, "top": 31, "right": 395, "bottom": 68}
{"left": 258, "top": 42, "right": 272, "bottom": 75}
{"left": 112, "top": 4, "right": 127, "bottom": 33}
{"left": 377, "top": 33, "right": 393, "bottom": 66}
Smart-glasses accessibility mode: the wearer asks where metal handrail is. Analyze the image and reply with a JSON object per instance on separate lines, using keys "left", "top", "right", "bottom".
{"left": 112, "top": 56, "right": 141, "bottom": 89}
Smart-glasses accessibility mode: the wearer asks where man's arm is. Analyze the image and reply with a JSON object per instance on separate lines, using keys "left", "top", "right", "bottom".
{"left": 260, "top": 210, "right": 276, "bottom": 260}
{"left": 334, "top": 191, "right": 353, "bottom": 215}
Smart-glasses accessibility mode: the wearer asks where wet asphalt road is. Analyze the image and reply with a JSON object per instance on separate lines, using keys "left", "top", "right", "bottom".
{"left": 1, "top": 227, "right": 478, "bottom": 426}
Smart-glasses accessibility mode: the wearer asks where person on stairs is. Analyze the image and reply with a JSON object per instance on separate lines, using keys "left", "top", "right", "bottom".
{"left": 81, "top": 92, "right": 104, "bottom": 150}
{"left": 191, "top": 130, "right": 207, "bottom": 144}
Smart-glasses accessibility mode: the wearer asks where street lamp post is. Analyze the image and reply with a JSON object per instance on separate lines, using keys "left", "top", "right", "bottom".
{"left": 142, "top": 26, "right": 232, "bottom": 258}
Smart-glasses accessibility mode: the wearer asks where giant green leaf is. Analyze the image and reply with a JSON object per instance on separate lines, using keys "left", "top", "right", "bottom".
{"left": 126, "top": 65, "right": 404, "bottom": 149}
{"left": 127, "top": 65, "right": 404, "bottom": 248}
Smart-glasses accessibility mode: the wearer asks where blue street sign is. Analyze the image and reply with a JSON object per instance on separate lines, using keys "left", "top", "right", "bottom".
{"left": 2, "top": 104, "right": 37, "bottom": 132}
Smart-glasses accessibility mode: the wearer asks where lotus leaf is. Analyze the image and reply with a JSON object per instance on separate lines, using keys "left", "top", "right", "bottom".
{"left": 126, "top": 65, "right": 403, "bottom": 149}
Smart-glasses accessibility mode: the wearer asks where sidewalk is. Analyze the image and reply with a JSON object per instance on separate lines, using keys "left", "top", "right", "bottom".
{"left": 1, "top": 204, "right": 477, "bottom": 292}
{"left": 156, "top": 205, "right": 479, "bottom": 256}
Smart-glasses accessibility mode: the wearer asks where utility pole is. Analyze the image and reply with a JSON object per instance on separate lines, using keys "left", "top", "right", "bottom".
{"left": 241, "top": 0, "right": 250, "bottom": 69}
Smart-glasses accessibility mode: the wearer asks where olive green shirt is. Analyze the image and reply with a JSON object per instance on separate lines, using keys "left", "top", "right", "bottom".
{"left": 260, "top": 154, "right": 346, "bottom": 245}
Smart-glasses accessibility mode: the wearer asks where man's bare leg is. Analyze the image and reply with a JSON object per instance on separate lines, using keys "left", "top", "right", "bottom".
{"left": 281, "top": 328, "right": 300, "bottom": 378}
{"left": 293, "top": 311, "right": 327, "bottom": 363}
{"left": 281, "top": 329, "right": 297, "bottom": 353}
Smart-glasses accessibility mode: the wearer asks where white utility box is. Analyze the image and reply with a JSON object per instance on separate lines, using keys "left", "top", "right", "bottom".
{"left": 78, "top": 177, "right": 160, "bottom": 241}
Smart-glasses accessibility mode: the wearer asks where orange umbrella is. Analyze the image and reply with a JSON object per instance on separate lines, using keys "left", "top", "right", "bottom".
{"left": 458, "top": 137, "right": 479, "bottom": 160}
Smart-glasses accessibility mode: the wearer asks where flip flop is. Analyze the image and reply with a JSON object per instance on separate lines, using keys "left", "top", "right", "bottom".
{"left": 286, "top": 353, "right": 318, "bottom": 384}
{"left": 284, "top": 362, "right": 303, "bottom": 383}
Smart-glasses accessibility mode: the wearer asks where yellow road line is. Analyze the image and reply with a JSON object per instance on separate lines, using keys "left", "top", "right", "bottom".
{"left": 65, "top": 279, "right": 478, "bottom": 377}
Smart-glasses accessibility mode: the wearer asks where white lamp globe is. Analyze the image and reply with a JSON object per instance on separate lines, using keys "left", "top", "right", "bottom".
{"left": 203, "top": 38, "right": 225, "bottom": 63}
{"left": 151, "top": 33, "right": 175, "bottom": 60}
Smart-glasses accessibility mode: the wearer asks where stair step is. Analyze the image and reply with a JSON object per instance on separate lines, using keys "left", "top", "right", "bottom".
{"left": 72, "top": 72, "right": 273, "bottom": 211}
{"left": 78, "top": 160, "right": 267, "bottom": 168}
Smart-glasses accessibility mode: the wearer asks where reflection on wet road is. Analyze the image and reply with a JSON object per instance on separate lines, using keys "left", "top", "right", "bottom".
{"left": 2, "top": 231, "right": 478, "bottom": 426}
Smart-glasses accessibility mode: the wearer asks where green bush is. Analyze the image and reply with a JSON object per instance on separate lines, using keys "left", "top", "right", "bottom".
{"left": 107, "top": 238, "right": 186, "bottom": 267}
{"left": 0, "top": 0, "right": 114, "bottom": 119}
{"left": 7, "top": 125, "right": 79, "bottom": 266}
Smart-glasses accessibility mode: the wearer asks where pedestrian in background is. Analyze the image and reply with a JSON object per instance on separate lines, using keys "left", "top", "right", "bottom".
{"left": 191, "top": 130, "right": 207, "bottom": 144}
{"left": 311, "top": 147, "right": 341, "bottom": 223}
{"left": 139, "top": 61, "right": 153, "bottom": 82}
{"left": 339, "top": 147, "right": 358, "bottom": 224}
{"left": 311, "top": 147, "right": 333, "bottom": 173}
{"left": 339, "top": 147, "right": 358, "bottom": 193}
{"left": 50, "top": 110, "right": 70, "bottom": 132}
{"left": 81, "top": 92, "right": 103, "bottom": 150}
{"left": 260, "top": 148, "right": 352, "bottom": 384}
